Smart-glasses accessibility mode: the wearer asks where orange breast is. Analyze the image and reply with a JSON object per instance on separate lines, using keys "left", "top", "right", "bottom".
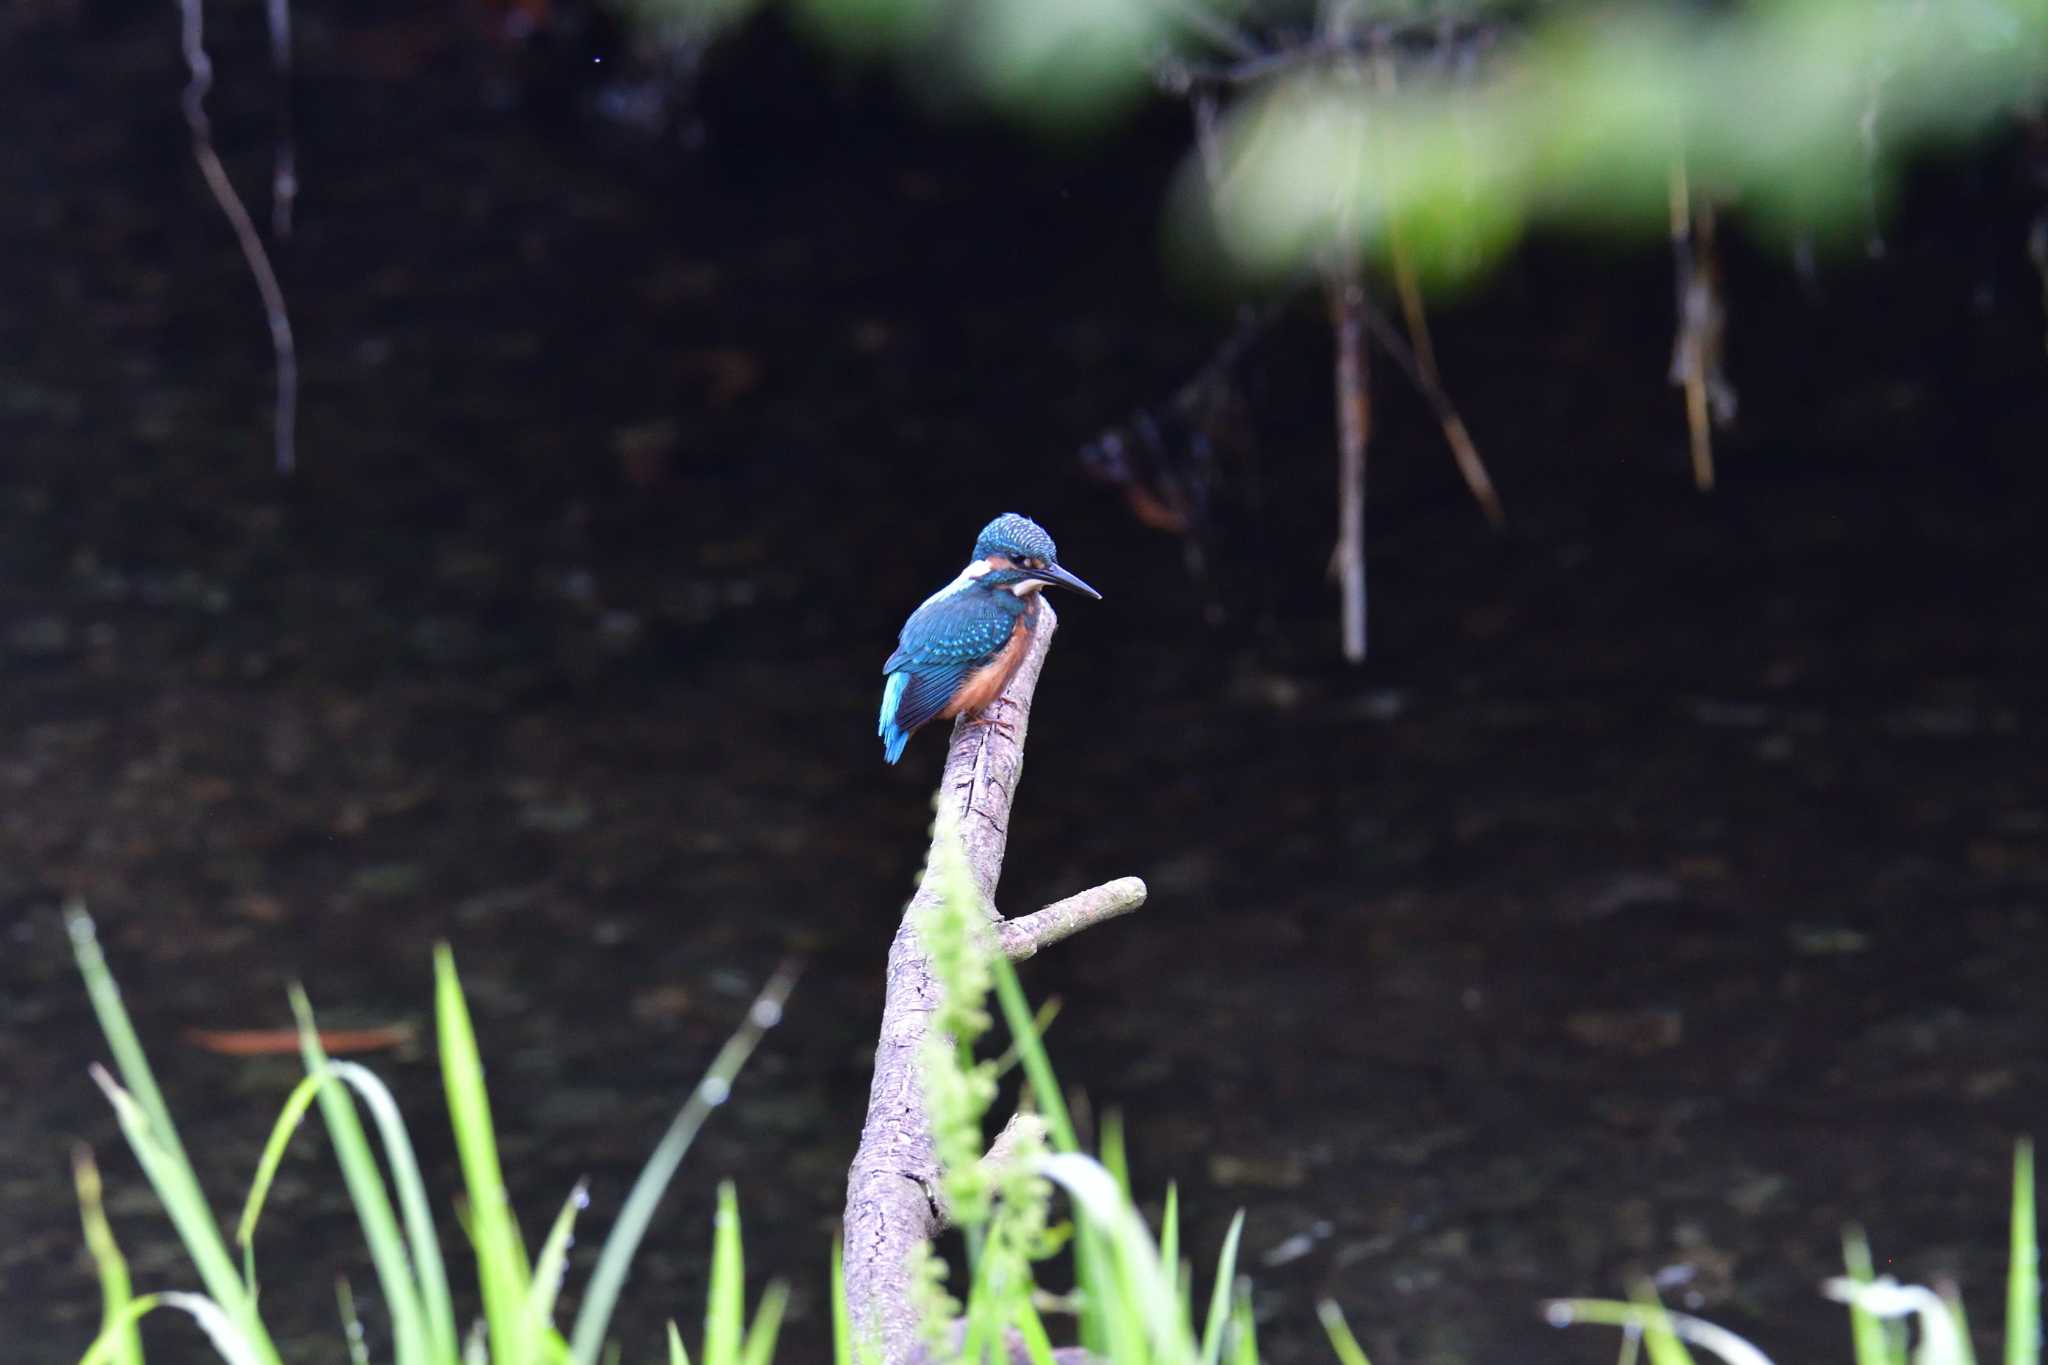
{"left": 939, "top": 611, "right": 1033, "bottom": 720}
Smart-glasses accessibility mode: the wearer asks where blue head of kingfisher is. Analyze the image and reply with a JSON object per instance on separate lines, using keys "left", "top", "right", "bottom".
{"left": 878, "top": 513, "right": 1101, "bottom": 764}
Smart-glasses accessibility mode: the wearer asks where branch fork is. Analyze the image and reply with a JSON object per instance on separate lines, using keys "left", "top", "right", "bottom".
{"left": 842, "top": 602, "right": 1147, "bottom": 1364}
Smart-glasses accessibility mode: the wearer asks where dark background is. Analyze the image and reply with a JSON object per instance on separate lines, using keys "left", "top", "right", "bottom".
{"left": 3, "top": 3, "right": 2045, "bottom": 1362}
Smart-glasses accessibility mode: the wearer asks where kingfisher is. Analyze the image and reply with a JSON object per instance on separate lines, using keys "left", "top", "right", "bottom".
{"left": 878, "top": 513, "right": 1101, "bottom": 764}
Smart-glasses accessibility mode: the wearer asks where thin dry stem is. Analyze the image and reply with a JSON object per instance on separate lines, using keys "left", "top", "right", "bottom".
{"left": 1372, "top": 47, "right": 1503, "bottom": 528}
{"left": 177, "top": 0, "right": 299, "bottom": 475}
{"left": 1390, "top": 243, "right": 1503, "bottom": 527}
{"left": 267, "top": 0, "right": 296, "bottom": 240}
{"left": 1667, "top": 160, "right": 1733, "bottom": 493}
{"left": 1330, "top": 269, "right": 1370, "bottom": 662}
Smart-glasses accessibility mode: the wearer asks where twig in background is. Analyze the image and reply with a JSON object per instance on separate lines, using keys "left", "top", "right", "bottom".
{"left": 1156, "top": 0, "right": 1259, "bottom": 63}
{"left": 184, "top": 1025, "right": 413, "bottom": 1056}
{"left": 175, "top": 0, "right": 300, "bottom": 475}
{"left": 1079, "top": 304, "right": 1275, "bottom": 629}
{"left": 266, "top": 0, "right": 296, "bottom": 241}
{"left": 1329, "top": 267, "right": 1370, "bottom": 661}
{"left": 1354, "top": 297, "right": 1501, "bottom": 527}
{"left": 1157, "top": 7, "right": 1509, "bottom": 658}
{"left": 1376, "top": 50, "right": 1504, "bottom": 529}
{"left": 1080, "top": 303, "right": 1273, "bottom": 545}
{"left": 566, "top": 958, "right": 802, "bottom": 1365}
{"left": 1667, "top": 158, "right": 1734, "bottom": 493}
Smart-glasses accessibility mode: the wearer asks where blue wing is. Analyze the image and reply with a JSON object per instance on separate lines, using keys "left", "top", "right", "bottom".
{"left": 883, "top": 589, "right": 1016, "bottom": 675}
{"left": 879, "top": 589, "right": 1016, "bottom": 764}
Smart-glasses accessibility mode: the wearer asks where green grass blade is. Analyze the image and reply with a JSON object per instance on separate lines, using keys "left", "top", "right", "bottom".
{"left": 79, "top": 1294, "right": 162, "bottom": 1365}
{"left": 569, "top": 963, "right": 798, "bottom": 1365}
{"left": 667, "top": 1321, "right": 692, "bottom": 1365}
{"left": 830, "top": 1242, "right": 852, "bottom": 1365}
{"left": 1041, "top": 1152, "right": 1194, "bottom": 1362}
{"left": 87, "top": 1066, "right": 273, "bottom": 1362}
{"left": 1630, "top": 1283, "right": 1700, "bottom": 1365}
{"left": 989, "top": 954, "right": 1078, "bottom": 1154}
{"left": 1943, "top": 1280, "right": 1981, "bottom": 1365}
{"left": 1096, "top": 1227, "right": 1150, "bottom": 1365}
{"left": 2011, "top": 1138, "right": 2039, "bottom": 1365}
{"left": 337, "top": 1277, "right": 371, "bottom": 1365}
{"left": 1541, "top": 1299, "right": 1774, "bottom": 1365}
{"left": 68, "top": 906, "right": 199, "bottom": 1185}
{"left": 292, "top": 988, "right": 432, "bottom": 1365}
{"left": 521, "top": 1180, "right": 588, "bottom": 1354}
{"left": 1198, "top": 1211, "right": 1246, "bottom": 1365}
{"left": 1101, "top": 1110, "right": 1130, "bottom": 1199}
{"left": 71, "top": 907, "right": 280, "bottom": 1365}
{"left": 1159, "top": 1183, "right": 1180, "bottom": 1294}
{"left": 73, "top": 1145, "right": 141, "bottom": 1365}
{"left": 1230, "top": 1278, "right": 1258, "bottom": 1365}
{"left": 327, "top": 1060, "right": 462, "bottom": 1365}
{"left": 1010, "top": 1290, "right": 1059, "bottom": 1365}
{"left": 1070, "top": 1214, "right": 1111, "bottom": 1359}
{"left": 988, "top": 951, "right": 1096, "bottom": 1357}
{"left": 234, "top": 1070, "right": 328, "bottom": 1251}
{"left": 1842, "top": 1225, "right": 1905, "bottom": 1365}
{"left": 80, "top": 1292, "right": 263, "bottom": 1365}
{"left": 740, "top": 1280, "right": 790, "bottom": 1365}
{"left": 1318, "top": 1299, "right": 1374, "bottom": 1365}
{"left": 989, "top": 999, "right": 1062, "bottom": 1080}
{"left": 437, "top": 943, "right": 528, "bottom": 1365}
{"left": 705, "top": 1182, "right": 746, "bottom": 1365}
{"left": 1825, "top": 1278, "right": 1970, "bottom": 1365}
{"left": 960, "top": 1239, "right": 1001, "bottom": 1365}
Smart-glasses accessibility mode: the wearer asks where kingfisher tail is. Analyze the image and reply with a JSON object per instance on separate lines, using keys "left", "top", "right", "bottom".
{"left": 878, "top": 671, "right": 911, "bottom": 764}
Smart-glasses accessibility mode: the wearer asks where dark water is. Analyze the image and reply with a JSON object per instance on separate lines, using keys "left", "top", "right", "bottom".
{"left": 4, "top": 6, "right": 2046, "bottom": 1363}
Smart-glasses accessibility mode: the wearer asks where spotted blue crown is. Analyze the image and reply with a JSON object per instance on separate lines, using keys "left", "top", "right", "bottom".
{"left": 973, "top": 514, "right": 1058, "bottom": 566}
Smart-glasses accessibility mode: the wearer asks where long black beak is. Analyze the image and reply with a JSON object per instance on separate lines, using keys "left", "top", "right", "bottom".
{"left": 1036, "top": 563, "right": 1102, "bottom": 600}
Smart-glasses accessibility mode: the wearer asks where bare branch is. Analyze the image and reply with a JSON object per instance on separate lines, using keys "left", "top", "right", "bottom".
{"left": 978, "top": 1111, "right": 1049, "bottom": 1182}
{"left": 175, "top": 0, "right": 299, "bottom": 475}
{"left": 1000, "top": 879, "right": 1147, "bottom": 962}
{"left": 844, "top": 603, "right": 1147, "bottom": 1364}
{"left": 1375, "top": 53, "right": 1504, "bottom": 530}
{"left": 1667, "top": 160, "right": 1734, "bottom": 493}
{"left": 1329, "top": 269, "right": 1370, "bottom": 662}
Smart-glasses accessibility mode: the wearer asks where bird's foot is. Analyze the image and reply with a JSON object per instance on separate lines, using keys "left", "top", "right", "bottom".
{"left": 965, "top": 709, "right": 1018, "bottom": 744}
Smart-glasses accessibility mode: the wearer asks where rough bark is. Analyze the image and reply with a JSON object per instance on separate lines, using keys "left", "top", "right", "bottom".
{"left": 842, "top": 600, "right": 1147, "bottom": 1364}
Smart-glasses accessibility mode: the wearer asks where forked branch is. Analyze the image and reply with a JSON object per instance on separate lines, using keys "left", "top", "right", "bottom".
{"left": 842, "top": 603, "right": 1148, "bottom": 1364}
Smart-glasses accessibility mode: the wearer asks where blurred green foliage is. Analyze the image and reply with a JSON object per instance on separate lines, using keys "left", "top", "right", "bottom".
{"left": 629, "top": 0, "right": 2047, "bottom": 289}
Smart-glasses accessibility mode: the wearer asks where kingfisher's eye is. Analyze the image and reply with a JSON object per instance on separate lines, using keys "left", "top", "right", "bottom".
{"left": 1021, "top": 556, "right": 1044, "bottom": 571}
